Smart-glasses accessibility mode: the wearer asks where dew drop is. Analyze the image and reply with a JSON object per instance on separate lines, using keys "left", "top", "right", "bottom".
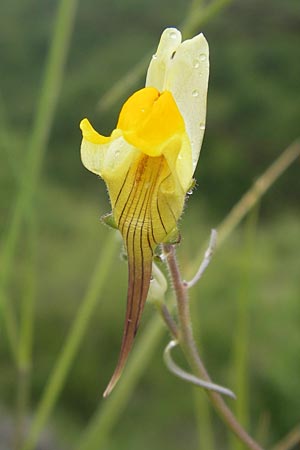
{"left": 178, "top": 154, "right": 183, "bottom": 160}
{"left": 187, "top": 189, "right": 193, "bottom": 195}
{"left": 199, "top": 53, "right": 206, "bottom": 61}
{"left": 192, "top": 90, "right": 199, "bottom": 97}
{"left": 199, "top": 122, "right": 205, "bottom": 130}
{"left": 192, "top": 59, "right": 200, "bottom": 69}
{"left": 115, "top": 150, "right": 120, "bottom": 158}
{"left": 152, "top": 54, "right": 157, "bottom": 60}
{"left": 169, "top": 30, "right": 177, "bottom": 39}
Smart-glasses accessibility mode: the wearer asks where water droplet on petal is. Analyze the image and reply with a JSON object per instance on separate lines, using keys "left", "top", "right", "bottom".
{"left": 169, "top": 31, "right": 177, "bottom": 39}
{"left": 192, "top": 59, "right": 200, "bottom": 69}
{"left": 178, "top": 154, "right": 183, "bottom": 160}
{"left": 199, "top": 123, "right": 205, "bottom": 130}
{"left": 192, "top": 90, "right": 199, "bottom": 97}
{"left": 187, "top": 189, "right": 193, "bottom": 195}
{"left": 152, "top": 54, "right": 157, "bottom": 60}
{"left": 115, "top": 150, "right": 120, "bottom": 159}
{"left": 199, "top": 53, "right": 206, "bottom": 61}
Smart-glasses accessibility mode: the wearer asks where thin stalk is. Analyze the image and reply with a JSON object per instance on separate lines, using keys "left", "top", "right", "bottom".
{"left": 0, "top": 93, "right": 19, "bottom": 363}
{"left": 21, "top": 233, "right": 117, "bottom": 450}
{"left": 182, "top": 0, "right": 234, "bottom": 38}
{"left": 231, "top": 206, "right": 259, "bottom": 450}
{"left": 216, "top": 139, "right": 300, "bottom": 248}
{"left": 14, "top": 368, "right": 30, "bottom": 450}
{"left": 272, "top": 424, "right": 300, "bottom": 450}
{"left": 14, "top": 211, "right": 37, "bottom": 450}
{"left": 97, "top": 53, "right": 150, "bottom": 113}
{"left": 194, "top": 389, "right": 215, "bottom": 450}
{"left": 157, "top": 303, "right": 179, "bottom": 339}
{"left": 162, "top": 243, "right": 264, "bottom": 450}
{"left": 0, "top": 0, "right": 78, "bottom": 319}
{"left": 0, "top": 90, "right": 20, "bottom": 177}
{"left": 2, "top": 298, "right": 19, "bottom": 363}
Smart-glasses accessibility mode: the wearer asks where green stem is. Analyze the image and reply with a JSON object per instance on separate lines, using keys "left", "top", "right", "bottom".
{"left": 14, "top": 211, "right": 37, "bottom": 450}
{"left": 216, "top": 139, "right": 300, "bottom": 249}
{"left": 231, "top": 206, "right": 259, "bottom": 450}
{"left": 21, "top": 233, "right": 117, "bottom": 450}
{"left": 194, "top": 389, "right": 215, "bottom": 450}
{"left": 162, "top": 243, "right": 264, "bottom": 450}
{"left": 14, "top": 367, "right": 31, "bottom": 450}
{"left": 157, "top": 302, "right": 179, "bottom": 339}
{"left": 2, "top": 298, "right": 19, "bottom": 363}
{"left": 0, "top": 0, "right": 78, "bottom": 320}
{"left": 181, "top": 0, "right": 234, "bottom": 38}
{"left": 0, "top": 90, "right": 20, "bottom": 178}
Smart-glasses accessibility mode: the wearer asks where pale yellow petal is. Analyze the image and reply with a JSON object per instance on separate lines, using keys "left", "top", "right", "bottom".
{"left": 161, "top": 133, "right": 193, "bottom": 194}
{"left": 164, "top": 33, "right": 209, "bottom": 171}
{"left": 80, "top": 134, "right": 137, "bottom": 185}
{"left": 146, "top": 28, "right": 182, "bottom": 92}
{"left": 80, "top": 138, "right": 109, "bottom": 175}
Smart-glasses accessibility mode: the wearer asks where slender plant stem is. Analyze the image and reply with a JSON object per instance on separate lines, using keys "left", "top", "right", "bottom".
{"left": 157, "top": 303, "right": 179, "bottom": 339}
{"left": 14, "top": 211, "right": 37, "bottom": 450}
{"left": 194, "top": 389, "right": 215, "bottom": 450}
{"left": 14, "top": 367, "right": 30, "bottom": 450}
{"left": 2, "top": 297, "right": 19, "bottom": 363}
{"left": 0, "top": 0, "right": 78, "bottom": 321}
{"left": 162, "top": 243, "right": 264, "bottom": 450}
{"left": 272, "top": 424, "right": 300, "bottom": 450}
{"left": 21, "top": 233, "right": 117, "bottom": 450}
{"left": 215, "top": 139, "right": 300, "bottom": 248}
{"left": 231, "top": 206, "right": 259, "bottom": 450}
{"left": 181, "top": 0, "right": 234, "bottom": 38}
{"left": 0, "top": 90, "right": 20, "bottom": 178}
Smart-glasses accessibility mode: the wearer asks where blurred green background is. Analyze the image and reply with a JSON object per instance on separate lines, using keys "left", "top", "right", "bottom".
{"left": 1, "top": 0, "right": 300, "bottom": 449}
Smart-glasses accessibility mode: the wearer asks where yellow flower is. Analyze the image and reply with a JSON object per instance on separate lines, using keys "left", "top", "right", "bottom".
{"left": 80, "top": 28, "right": 209, "bottom": 396}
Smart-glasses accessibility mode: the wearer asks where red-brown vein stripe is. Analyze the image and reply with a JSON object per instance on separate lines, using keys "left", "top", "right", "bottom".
{"left": 103, "top": 156, "right": 160, "bottom": 397}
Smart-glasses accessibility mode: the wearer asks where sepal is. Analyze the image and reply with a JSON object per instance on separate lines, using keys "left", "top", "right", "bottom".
{"left": 101, "top": 212, "right": 118, "bottom": 229}
{"left": 163, "top": 227, "right": 181, "bottom": 245}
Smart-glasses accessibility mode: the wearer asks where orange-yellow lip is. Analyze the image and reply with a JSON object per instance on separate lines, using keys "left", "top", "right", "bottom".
{"left": 80, "top": 87, "right": 185, "bottom": 157}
